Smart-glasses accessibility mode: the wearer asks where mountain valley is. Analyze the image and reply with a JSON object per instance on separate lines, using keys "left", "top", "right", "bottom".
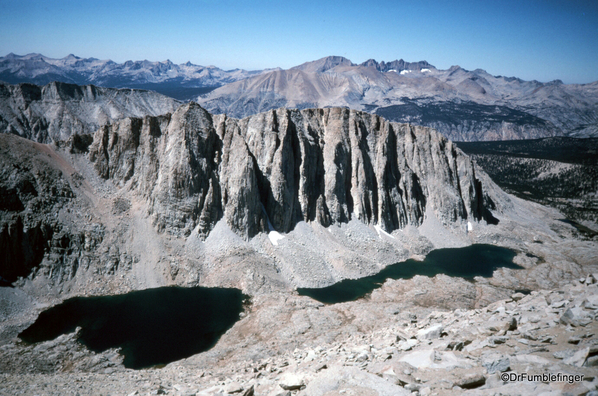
{"left": 0, "top": 69, "right": 597, "bottom": 395}
{"left": 457, "top": 137, "right": 598, "bottom": 232}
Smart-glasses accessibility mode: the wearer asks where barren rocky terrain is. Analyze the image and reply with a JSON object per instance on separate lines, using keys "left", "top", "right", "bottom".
{"left": 0, "top": 81, "right": 180, "bottom": 143}
{"left": 3, "top": 275, "right": 598, "bottom": 395}
{"left": 197, "top": 57, "right": 598, "bottom": 142}
{"left": 0, "top": 98, "right": 597, "bottom": 395}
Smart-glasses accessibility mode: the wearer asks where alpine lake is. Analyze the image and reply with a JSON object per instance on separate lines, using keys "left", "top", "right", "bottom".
{"left": 19, "top": 286, "right": 248, "bottom": 369}
{"left": 298, "top": 244, "right": 523, "bottom": 304}
{"left": 19, "top": 244, "right": 522, "bottom": 368}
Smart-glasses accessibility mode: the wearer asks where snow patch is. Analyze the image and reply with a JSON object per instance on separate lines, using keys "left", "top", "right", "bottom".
{"left": 467, "top": 221, "right": 473, "bottom": 232}
{"left": 268, "top": 231, "right": 285, "bottom": 246}
{"left": 421, "top": 68, "right": 430, "bottom": 72}
{"left": 262, "top": 203, "right": 285, "bottom": 246}
{"left": 374, "top": 225, "right": 395, "bottom": 239}
{"left": 400, "top": 70, "right": 412, "bottom": 75}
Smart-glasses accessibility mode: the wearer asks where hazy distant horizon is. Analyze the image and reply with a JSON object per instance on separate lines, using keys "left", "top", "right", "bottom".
{"left": 3, "top": 51, "right": 596, "bottom": 86}
{"left": 2, "top": 0, "right": 597, "bottom": 84}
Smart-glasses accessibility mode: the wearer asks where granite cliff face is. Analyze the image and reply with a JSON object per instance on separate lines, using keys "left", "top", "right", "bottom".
{"left": 89, "top": 103, "right": 495, "bottom": 240}
{"left": 0, "top": 134, "right": 104, "bottom": 285}
{"left": 0, "top": 81, "right": 180, "bottom": 143}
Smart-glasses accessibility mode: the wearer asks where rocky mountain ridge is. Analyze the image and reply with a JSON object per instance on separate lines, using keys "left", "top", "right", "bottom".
{"left": 289, "top": 56, "right": 434, "bottom": 74}
{"left": 88, "top": 102, "right": 496, "bottom": 241}
{"left": 0, "top": 81, "right": 180, "bottom": 143}
{"left": 2, "top": 100, "right": 596, "bottom": 295}
{"left": 0, "top": 99, "right": 539, "bottom": 297}
{"left": 0, "top": 53, "right": 269, "bottom": 101}
{"left": 4, "top": 54, "right": 597, "bottom": 141}
{"left": 359, "top": 58, "right": 435, "bottom": 73}
{"left": 0, "top": 53, "right": 265, "bottom": 88}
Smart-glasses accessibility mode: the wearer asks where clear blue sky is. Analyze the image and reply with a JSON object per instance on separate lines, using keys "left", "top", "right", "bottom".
{"left": 1, "top": 0, "right": 597, "bottom": 83}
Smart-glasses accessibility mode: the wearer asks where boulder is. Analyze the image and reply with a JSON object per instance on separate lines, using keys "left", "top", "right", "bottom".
{"left": 482, "top": 353, "right": 510, "bottom": 374}
{"left": 398, "top": 349, "right": 471, "bottom": 370}
{"left": 560, "top": 307, "right": 588, "bottom": 327}
{"left": 417, "top": 324, "right": 444, "bottom": 340}
{"left": 302, "top": 365, "right": 410, "bottom": 396}
{"left": 279, "top": 372, "right": 306, "bottom": 391}
{"left": 453, "top": 373, "right": 486, "bottom": 389}
{"left": 563, "top": 347, "right": 589, "bottom": 367}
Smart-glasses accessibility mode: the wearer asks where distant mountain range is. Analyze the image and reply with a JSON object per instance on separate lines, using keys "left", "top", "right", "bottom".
{"left": 2, "top": 53, "right": 597, "bottom": 141}
{"left": 0, "top": 53, "right": 271, "bottom": 101}
{"left": 197, "top": 56, "right": 598, "bottom": 141}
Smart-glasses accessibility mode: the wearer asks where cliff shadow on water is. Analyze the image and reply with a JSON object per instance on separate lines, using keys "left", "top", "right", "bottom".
{"left": 298, "top": 244, "right": 521, "bottom": 304}
{"left": 19, "top": 286, "right": 248, "bottom": 369}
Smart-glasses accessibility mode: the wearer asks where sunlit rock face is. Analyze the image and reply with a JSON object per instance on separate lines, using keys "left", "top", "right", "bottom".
{"left": 0, "top": 81, "right": 180, "bottom": 143}
{"left": 89, "top": 103, "right": 495, "bottom": 240}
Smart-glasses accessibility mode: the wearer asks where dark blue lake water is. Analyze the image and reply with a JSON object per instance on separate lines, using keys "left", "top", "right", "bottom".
{"left": 297, "top": 244, "right": 521, "bottom": 304}
{"left": 19, "top": 286, "right": 247, "bottom": 369}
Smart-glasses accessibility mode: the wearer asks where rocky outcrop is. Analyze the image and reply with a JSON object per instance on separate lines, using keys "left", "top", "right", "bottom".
{"left": 360, "top": 58, "right": 435, "bottom": 73}
{"left": 0, "top": 81, "right": 180, "bottom": 143}
{"left": 0, "top": 134, "right": 104, "bottom": 284}
{"left": 89, "top": 103, "right": 497, "bottom": 240}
